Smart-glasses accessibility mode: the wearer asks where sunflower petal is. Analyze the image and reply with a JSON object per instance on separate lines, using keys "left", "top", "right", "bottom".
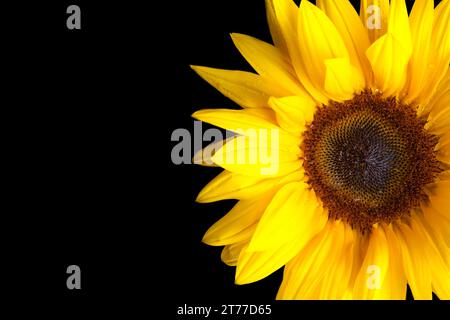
{"left": 403, "top": 0, "right": 434, "bottom": 103}
{"left": 424, "top": 180, "right": 450, "bottom": 219}
{"left": 221, "top": 241, "right": 248, "bottom": 266}
{"left": 317, "top": 0, "right": 372, "bottom": 85}
{"left": 230, "top": 33, "right": 307, "bottom": 96}
{"left": 247, "top": 182, "right": 326, "bottom": 251}
{"left": 192, "top": 108, "right": 300, "bottom": 148}
{"left": 324, "top": 58, "right": 365, "bottom": 101}
{"left": 388, "top": 0, "right": 412, "bottom": 54}
{"left": 381, "top": 225, "right": 408, "bottom": 299}
{"left": 202, "top": 196, "right": 273, "bottom": 246}
{"left": 419, "top": 0, "right": 450, "bottom": 105}
{"left": 197, "top": 171, "right": 272, "bottom": 203}
{"left": 396, "top": 223, "right": 433, "bottom": 300}
{"left": 297, "top": 1, "right": 350, "bottom": 101}
{"left": 353, "top": 226, "right": 390, "bottom": 299}
{"left": 366, "top": 33, "right": 410, "bottom": 97}
{"left": 266, "top": 0, "right": 289, "bottom": 56}
{"left": 236, "top": 233, "right": 314, "bottom": 285}
{"left": 418, "top": 69, "right": 449, "bottom": 116}
{"left": 436, "top": 132, "right": 450, "bottom": 165}
{"left": 272, "top": 0, "right": 329, "bottom": 104}
{"left": 410, "top": 219, "right": 450, "bottom": 300}
{"left": 277, "top": 221, "right": 349, "bottom": 299}
{"left": 425, "top": 94, "right": 450, "bottom": 136}
{"left": 360, "top": 0, "right": 390, "bottom": 44}
{"left": 191, "top": 66, "right": 282, "bottom": 108}
{"left": 317, "top": 222, "right": 355, "bottom": 299}
{"left": 211, "top": 135, "right": 301, "bottom": 177}
{"left": 268, "top": 95, "right": 316, "bottom": 134}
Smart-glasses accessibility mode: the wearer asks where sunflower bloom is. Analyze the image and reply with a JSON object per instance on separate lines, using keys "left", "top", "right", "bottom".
{"left": 191, "top": 0, "right": 450, "bottom": 300}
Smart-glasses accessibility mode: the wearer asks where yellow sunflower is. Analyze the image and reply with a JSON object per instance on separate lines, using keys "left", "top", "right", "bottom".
{"left": 191, "top": 0, "right": 449, "bottom": 299}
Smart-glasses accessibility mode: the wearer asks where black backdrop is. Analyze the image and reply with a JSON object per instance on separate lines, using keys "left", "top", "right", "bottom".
{"left": 4, "top": 0, "right": 446, "bottom": 315}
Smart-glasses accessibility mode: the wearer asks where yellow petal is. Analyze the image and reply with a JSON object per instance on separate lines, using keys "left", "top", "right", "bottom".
{"left": 317, "top": 0, "right": 372, "bottom": 86}
{"left": 324, "top": 58, "right": 365, "bottom": 101}
{"left": 366, "top": 0, "right": 412, "bottom": 96}
{"left": 353, "top": 226, "right": 390, "bottom": 299}
{"left": 436, "top": 137, "right": 450, "bottom": 165}
{"left": 381, "top": 225, "right": 408, "bottom": 299}
{"left": 197, "top": 169, "right": 304, "bottom": 203}
{"left": 419, "top": 0, "right": 450, "bottom": 105}
{"left": 277, "top": 221, "right": 350, "bottom": 299}
{"left": 388, "top": 0, "right": 412, "bottom": 55}
{"left": 403, "top": 0, "right": 434, "bottom": 103}
{"left": 196, "top": 170, "right": 275, "bottom": 203}
{"left": 230, "top": 33, "right": 307, "bottom": 96}
{"left": 193, "top": 138, "right": 233, "bottom": 167}
{"left": 366, "top": 33, "right": 410, "bottom": 97}
{"left": 192, "top": 108, "right": 300, "bottom": 148}
{"left": 438, "top": 170, "right": 450, "bottom": 181}
{"left": 360, "top": 0, "right": 390, "bottom": 44}
{"left": 424, "top": 180, "right": 450, "bottom": 219}
{"left": 417, "top": 68, "right": 449, "bottom": 116}
{"left": 317, "top": 222, "right": 355, "bottom": 299}
{"left": 265, "top": 0, "right": 289, "bottom": 56}
{"left": 268, "top": 95, "right": 316, "bottom": 134}
{"left": 425, "top": 94, "right": 450, "bottom": 136}
{"left": 203, "top": 196, "right": 273, "bottom": 246}
{"left": 221, "top": 241, "right": 248, "bottom": 266}
{"left": 421, "top": 203, "right": 450, "bottom": 248}
{"left": 396, "top": 223, "right": 433, "bottom": 300}
{"left": 236, "top": 232, "right": 314, "bottom": 285}
{"left": 191, "top": 66, "right": 283, "bottom": 108}
{"left": 272, "top": 0, "right": 329, "bottom": 104}
{"left": 248, "top": 182, "right": 326, "bottom": 251}
{"left": 210, "top": 134, "right": 301, "bottom": 177}
{"left": 410, "top": 218, "right": 450, "bottom": 300}
{"left": 297, "top": 1, "right": 350, "bottom": 100}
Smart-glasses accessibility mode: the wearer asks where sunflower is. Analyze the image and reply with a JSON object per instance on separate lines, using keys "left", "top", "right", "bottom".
{"left": 191, "top": 0, "right": 449, "bottom": 300}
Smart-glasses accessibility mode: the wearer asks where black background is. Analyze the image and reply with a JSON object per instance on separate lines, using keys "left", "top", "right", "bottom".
{"left": 3, "top": 0, "right": 446, "bottom": 316}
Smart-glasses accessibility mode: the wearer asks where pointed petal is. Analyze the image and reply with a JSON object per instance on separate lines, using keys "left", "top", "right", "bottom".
{"left": 197, "top": 171, "right": 271, "bottom": 203}
{"left": 360, "top": 0, "right": 390, "bottom": 44}
{"left": 424, "top": 180, "right": 450, "bottom": 219}
{"left": 403, "top": 0, "right": 434, "bottom": 103}
{"left": 353, "top": 226, "right": 390, "bottom": 299}
{"left": 366, "top": 33, "right": 410, "bottom": 96}
{"left": 211, "top": 135, "right": 301, "bottom": 177}
{"left": 317, "top": 0, "right": 372, "bottom": 85}
{"left": 221, "top": 241, "right": 249, "bottom": 266}
{"left": 236, "top": 231, "right": 316, "bottom": 285}
{"left": 192, "top": 108, "right": 300, "bottom": 148}
{"left": 366, "top": 0, "right": 412, "bottom": 96}
{"left": 203, "top": 196, "right": 273, "bottom": 246}
{"left": 266, "top": 0, "right": 289, "bottom": 56}
{"left": 268, "top": 95, "right": 316, "bottom": 134}
{"left": 191, "top": 66, "right": 283, "bottom": 108}
{"left": 419, "top": 0, "right": 450, "bottom": 105}
{"left": 324, "top": 58, "right": 365, "bottom": 101}
{"left": 272, "top": 0, "right": 329, "bottom": 104}
{"left": 396, "top": 223, "right": 433, "bottom": 300}
{"left": 231, "top": 33, "right": 307, "bottom": 96}
{"left": 277, "top": 221, "right": 350, "bottom": 299}
{"left": 297, "top": 1, "right": 351, "bottom": 100}
{"left": 425, "top": 94, "right": 450, "bottom": 136}
{"left": 411, "top": 218, "right": 450, "bottom": 300}
{"left": 381, "top": 225, "right": 408, "bottom": 299}
{"left": 248, "top": 182, "right": 327, "bottom": 251}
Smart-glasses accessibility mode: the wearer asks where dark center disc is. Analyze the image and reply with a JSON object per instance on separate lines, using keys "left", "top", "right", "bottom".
{"left": 301, "top": 91, "right": 440, "bottom": 233}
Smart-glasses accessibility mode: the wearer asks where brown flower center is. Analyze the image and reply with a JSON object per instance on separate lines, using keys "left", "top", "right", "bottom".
{"left": 301, "top": 91, "right": 441, "bottom": 233}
